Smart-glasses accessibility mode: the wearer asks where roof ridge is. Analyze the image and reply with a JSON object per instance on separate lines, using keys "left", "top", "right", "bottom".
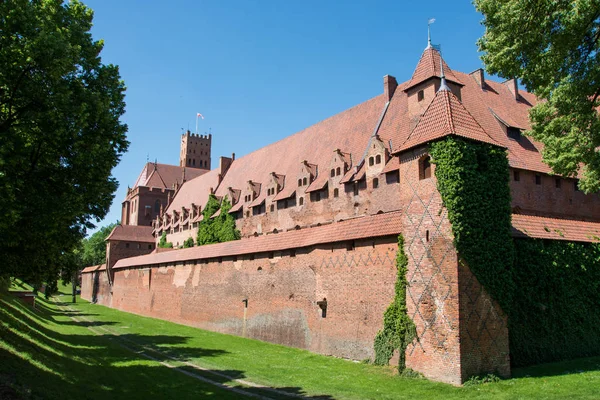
{"left": 443, "top": 91, "right": 455, "bottom": 133}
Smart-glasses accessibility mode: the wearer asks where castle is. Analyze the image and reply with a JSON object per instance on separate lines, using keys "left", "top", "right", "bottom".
{"left": 81, "top": 44, "right": 600, "bottom": 385}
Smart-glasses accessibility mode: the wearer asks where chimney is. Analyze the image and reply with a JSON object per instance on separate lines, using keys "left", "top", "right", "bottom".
{"left": 504, "top": 78, "right": 519, "bottom": 100}
{"left": 218, "top": 156, "right": 233, "bottom": 184}
{"left": 470, "top": 68, "right": 485, "bottom": 87}
{"left": 384, "top": 75, "right": 398, "bottom": 101}
{"left": 232, "top": 152, "right": 236, "bottom": 161}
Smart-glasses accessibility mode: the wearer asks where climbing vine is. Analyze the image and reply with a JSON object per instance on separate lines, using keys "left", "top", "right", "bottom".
{"left": 373, "top": 234, "right": 416, "bottom": 371}
{"left": 429, "top": 136, "right": 514, "bottom": 312}
{"left": 197, "top": 195, "right": 241, "bottom": 246}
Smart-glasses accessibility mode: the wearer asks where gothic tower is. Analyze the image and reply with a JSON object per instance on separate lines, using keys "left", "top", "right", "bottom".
{"left": 180, "top": 130, "right": 211, "bottom": 170}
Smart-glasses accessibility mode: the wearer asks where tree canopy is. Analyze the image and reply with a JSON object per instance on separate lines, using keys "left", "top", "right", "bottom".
{"left": 475, "top": 0, "right": 600, "bottom": 193}
{"left": 81, "top": 223, "right": 117, "bottom": 267}
{"left": 0, "top": 0, "right": 128, "bottom": 285}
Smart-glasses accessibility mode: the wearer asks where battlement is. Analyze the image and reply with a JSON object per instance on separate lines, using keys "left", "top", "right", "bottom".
{"left": 182, "top": 130, "right": 212, "bottom": 140}
{"left": 180, "top": 129, "right": 212, "bottom": 170}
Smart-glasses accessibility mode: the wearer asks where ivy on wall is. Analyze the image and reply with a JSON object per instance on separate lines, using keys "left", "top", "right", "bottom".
{"left": 511, "top": 239, "right": 600, "bottom": 366}
{"left": 430, "top": 136, "right": 600, "bottom": 367}
{"left": 373, "top": 234, "right": 416, "bottom": 371}
{"left": 197, "top": 195, "right": 241, "bottom": 246}
{"left": 429, "top": 136, "right": 514, "bottom": 312}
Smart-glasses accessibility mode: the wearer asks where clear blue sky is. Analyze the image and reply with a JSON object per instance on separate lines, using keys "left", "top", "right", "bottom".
{"left": 84, "top": 0, "right": 488, "bottom": 234}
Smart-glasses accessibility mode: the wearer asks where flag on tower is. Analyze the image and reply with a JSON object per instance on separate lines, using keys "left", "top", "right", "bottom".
{"left": 197, "top": 113, "right": 204, "bottom": 119}
{"left": 428, "top": 18, "right": 436, "bottom": 25}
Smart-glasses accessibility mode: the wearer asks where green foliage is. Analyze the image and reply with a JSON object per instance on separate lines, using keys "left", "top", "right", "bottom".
{"left": 0, "top": 0, "right": 128, "bottom": 285}
{"left": 158, "top": 232, "right": 173, "bottom": 249}
{"left": 197, "top": 195, "right": 241, "bottom": 246}
{"left": 430, "top": 137, "right": 514, "bottom": 311}
{"left": 510, "top": 239, "right": 600, "bottom": 366}
{"left": 475, "top": 0, "right": 600, "bottom": 193}
{"left": 373, "top": 234, "right": 416, "bottom": 371}
{"left": 81, "top": 223, "right": 117, "bottom": 267}
{"left": 183, "top": 237, "right": 194, "bottom": 248}
{"left": 463, "top": 374, "right": 501, "bottom": 386}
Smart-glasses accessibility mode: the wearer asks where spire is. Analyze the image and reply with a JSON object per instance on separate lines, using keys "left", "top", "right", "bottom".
{"left": 427, "top": 18, "right": 435, "bottom": 49}
{"left": 438, "top": 45, "right": 451, "bottom": 92}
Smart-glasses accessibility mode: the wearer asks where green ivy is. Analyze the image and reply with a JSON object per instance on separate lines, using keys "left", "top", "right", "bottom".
{"left": 430, "top": 136, "right": 514, "bottom": 312}
{"left": 510, "top": 239, "right": 600, "bottom": 366}
{"left": 430, "top": 136, "right": 600, "bottom": 367}
{"left": 158, "top": 232, "right": 173, "bottom": 249}
{"left": 373, "top": 234, "right": 416, "bottom": 371}
{"left": 197, "top": 195, "right": 241, "bottom": 246}
{"left": 183, "top": 237, "right": 194, "bottom": 248}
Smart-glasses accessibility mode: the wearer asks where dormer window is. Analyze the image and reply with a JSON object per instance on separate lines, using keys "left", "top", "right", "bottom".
{"left": 298, "top": 179, "right": 302, "bottom": 187}
{"left": 418, "top": 90, "right": 424, "bottom": 102}
{"left": 336, "top": 167, "right": 341, "bottom": 176}
{"left": 369, "top": 157, "right": 374, "bottom": 166}
{"left": 375, "top": 155, "right": 382, "bottom": 164}
{"left": 330, "top": 169, "right": 335, "bottom": 177}
{"left": 507, "top": 127, "right": 521, "bottom": 140}
{"left": 303, "top": 177, "right": 307, "bottom": 186}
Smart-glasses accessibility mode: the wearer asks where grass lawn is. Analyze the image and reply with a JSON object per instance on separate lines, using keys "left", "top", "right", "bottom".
{"left": 1, "top": 281, "right": 599, "bottom": 399}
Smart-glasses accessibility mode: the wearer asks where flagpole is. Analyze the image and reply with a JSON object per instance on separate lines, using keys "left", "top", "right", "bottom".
{"left": 195, "top": 114, "right": 198, "bottom": 134}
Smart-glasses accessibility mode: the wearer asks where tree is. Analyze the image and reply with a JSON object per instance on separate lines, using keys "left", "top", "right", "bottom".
{"left": 216, "top": 196, "right": 241, "bottom": 242}
{"left": 0, "top": 1, "right": 128, "bottom": 285}
{"left": 81, "top": 223, "right": 117, "bottom": 267}
{"left": 475, "top": 0, "right": 600, "bottom": 192}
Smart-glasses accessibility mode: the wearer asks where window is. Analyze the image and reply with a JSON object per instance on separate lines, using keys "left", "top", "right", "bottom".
{"left": 270, "top": 204, "right": 275, "bottom": 212}
{"left": 330, "top": 169, "right": 335, "bottom": 177}
{"left": 311, "top": 192, "right": 321, "bottom": 202}
{"left": 155, "top": 199, "right": 161, "bottom": 213}
{"left": 298, "top": 178, "right": 302, "bottom": 187}
{"left": 299, "top": 197, "right": 304, "bottom": 206}
{"left": 303, "top": 177, "right": 307, "bottom": 186}
{"left": 507, "top": 127, "right": 521, "bottom": 140}
{"left": 333, "top": 188, "right": 339, "bottom": 198}
{"left": 346, "top": 241, "right": 355, "bottom": 251}
{"left": 192, "top": 159, "right": 195, "bottom": 166}
{"left": 513, "top": 170, "right": 520, "bottom": 182}
{"left": 373, "top": 178, "right": 379, "bottom": 189}
{"left": 555, "top": 178, "right": 561, "bottom": 189}
{"left": 125, "top": 243, "right": 130, "bottom": 248}
{"left": 353, "top": 182, "right": 359, "bottom": 196}
{"left": 535, "top": 174, "right": 541, "bottom": 185}
{"left": 418, "top": 90, "right": 424, "bottom": 101}
{"left": 375, "top": 155, "right": 381, "bottom": 164}
{"left": 290, "top": 249, "right": 296, "bottom": 258}
{"left": 369, "top": 157, "right": 374, "bottom": 166}
{"left": 148, "top": 244, "right": 153, "bottom": 249}
{"left": 145, "top": 205, "right": 151, "bottom": 216}
{"left": 386, "top": 170, "right": 400, "bottom": 184}
{"left": 419, "top": 156, "right": 431, "bottom": 180}
{"left": 336, "top": 167, "right": 341, "bottom": 176}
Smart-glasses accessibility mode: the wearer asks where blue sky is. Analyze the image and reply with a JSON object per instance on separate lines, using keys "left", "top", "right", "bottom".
{"left": 84, "top": 0, "right": 488, "bottom": 234}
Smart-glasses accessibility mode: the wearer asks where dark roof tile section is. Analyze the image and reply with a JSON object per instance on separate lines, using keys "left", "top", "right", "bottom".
{"left": 81, "top": 264, "right": 106, "bottom": 274}
{"left": 106, "top": 225, "right": 155, "bottom": 243}
{"left": 114, "top": 211, "right": 403, "bottom": 269}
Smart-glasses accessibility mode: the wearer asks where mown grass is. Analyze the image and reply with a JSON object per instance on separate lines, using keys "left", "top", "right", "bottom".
{"left": 1, "top": 280, "right": 599, "bottom": 399}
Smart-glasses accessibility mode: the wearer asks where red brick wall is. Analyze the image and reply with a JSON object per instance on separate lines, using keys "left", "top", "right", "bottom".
{"left": 398, "top": 145, "right": 510, "bottom": 384}
{"left": 80, "top": 269, "right": 111, "bottom": 305}
{"left": 110, "top": 237, "right": 398, "bottom": 362}
{"left": 510, "top": 169, "right": 600, "bottom": 220}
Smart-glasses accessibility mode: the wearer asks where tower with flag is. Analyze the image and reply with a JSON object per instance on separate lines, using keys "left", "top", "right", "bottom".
{"left": 180, "top": 114, "right": 211, "bottom": 170}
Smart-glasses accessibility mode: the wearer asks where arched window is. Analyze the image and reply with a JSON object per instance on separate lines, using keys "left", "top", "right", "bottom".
{"left": 154, "top": 200, "right": 161, "bottom": 213}
{"left": 303, "top": 177, "right": 307, "bottom": 186}
{"left": 336, "top": 167, "right": 341, "bottom": 176}
{"left": 373, "top": 178, "right": 379, "bottom": 189}
{"left": 330, "top": 169, "right": 335, "bottom": 177}
{"left": 298, "top": 178, "right": 302, "bottom": 187}
{"left": 193, "top": 159, "right": 196, "bottom": 166}
{"left": 419, "top": 155, "right": 431, "bottom": 180}
{"left": 369, "top": 157, "right": 374, "bottom": 166}
{"left": 375, "top": 155, "right": 382, "bottom": 164}
{"left": 418, "top": 90, "right": 424, "bottom": 101}
{"left": 299, "top": 197, "right": 304, "bottom": 206}
{"left": 333, "top": 188, "right": 339, "bottom": 198}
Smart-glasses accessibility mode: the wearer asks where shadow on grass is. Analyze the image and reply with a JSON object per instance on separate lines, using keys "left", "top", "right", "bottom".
{"left": 0, "top": 294, "right": 337, "bottom": 399}
{"left": 511, "top": 355, "right": 600, "bottom": 379}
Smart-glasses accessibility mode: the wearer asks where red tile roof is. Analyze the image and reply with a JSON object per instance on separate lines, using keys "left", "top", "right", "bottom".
{"left": 404, "top": 47, "right": 462, "bottom": 90}
{"left": 106, "top": 224, "right": 155, "bottom": 243}
{"left": 81, "top": 264, "right": 106, "bottom": 273}
{"left": 399, "top": 88, "right": 501, "bottom": 151}
{"left": 131, "top": 163, "right": 206, "bottom": 191}
{"left": 114, "top": 211, "right": 404, "bottom": 269}
{"left": 512, "top": 214, "right": 600, "bottom": 243}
